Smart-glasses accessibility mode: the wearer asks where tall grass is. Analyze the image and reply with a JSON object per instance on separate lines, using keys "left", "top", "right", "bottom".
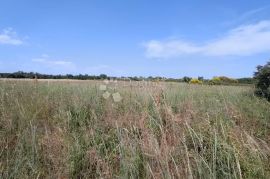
{"left": 0, "top": 80, "right": 270, "bottom": 178}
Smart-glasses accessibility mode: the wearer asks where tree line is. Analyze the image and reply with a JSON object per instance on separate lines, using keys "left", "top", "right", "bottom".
{"left": 0, "top": 71, "right": 255, "bottom": 85}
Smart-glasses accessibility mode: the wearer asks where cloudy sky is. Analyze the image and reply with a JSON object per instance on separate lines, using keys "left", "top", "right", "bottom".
{"left": 1, "top": 0, "right": 270, "bottom": 78}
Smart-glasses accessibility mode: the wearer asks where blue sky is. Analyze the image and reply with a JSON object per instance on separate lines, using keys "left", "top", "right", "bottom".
{"left": 0, "top": 0, "right": 270, "bottom": 78}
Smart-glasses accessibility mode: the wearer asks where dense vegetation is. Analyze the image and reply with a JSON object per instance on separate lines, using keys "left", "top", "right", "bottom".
{"left": 1, "top": 80, "right": 269, "bottom": 178}
{"left": 0, "top": 71, "right": 255, "bottom": 85}
{"left": 254, "top": 61, "right": 270, "bottom": 101}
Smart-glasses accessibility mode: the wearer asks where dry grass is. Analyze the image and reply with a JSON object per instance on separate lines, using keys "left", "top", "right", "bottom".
{"left": 0, "top": 79, "right": 270, "bottom": 178}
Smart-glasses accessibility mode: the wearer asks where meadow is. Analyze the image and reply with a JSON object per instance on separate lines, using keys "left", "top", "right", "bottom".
{"left": 1, "top": 79, "right": 270, "bottom": 179}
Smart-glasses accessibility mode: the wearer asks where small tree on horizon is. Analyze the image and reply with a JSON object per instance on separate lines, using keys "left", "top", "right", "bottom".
{"left": 183, "top": 76, "right": 192, "bottom": 83}
{"left": 198, "top": 76, "right": 204, "bottom": 81}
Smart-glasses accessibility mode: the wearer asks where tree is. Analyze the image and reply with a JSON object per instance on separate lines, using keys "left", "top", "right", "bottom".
{"left": 198, "top": 76, "right": 204, "bottom": 81}
{"left": 183, "top": 76, "right": 192, "bottom": 83}
{"left": 99, "top": 74, "right": 108, "bottom": 79}
{"left": 254, "top": 61, "right": 270, "bottom": 101}
{"left": 237, "top": 78, "right": 255, "bottom": 84}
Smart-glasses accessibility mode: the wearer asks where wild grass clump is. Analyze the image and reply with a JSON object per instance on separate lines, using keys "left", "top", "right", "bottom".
{"left": 0, "top": 80, "right": 270, "bottom": 178}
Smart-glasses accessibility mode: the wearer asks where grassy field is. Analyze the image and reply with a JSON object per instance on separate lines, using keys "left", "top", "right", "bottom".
{"left": 1, "top": 79, "right": 270, "bottom": 178}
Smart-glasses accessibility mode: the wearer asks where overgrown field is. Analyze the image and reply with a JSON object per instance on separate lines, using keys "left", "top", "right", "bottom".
{"left": 1, "top": 79, "right": 270, "bottom": 178}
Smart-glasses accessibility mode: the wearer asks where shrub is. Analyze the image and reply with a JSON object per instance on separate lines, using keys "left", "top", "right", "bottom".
{"left": 237, "top": 78, "right": 255, "bottom": 84}
{"left": 189, "top": 78, "right": 203, "bottom": 84}
{"left": 183, "top": 76, "right": 192, "bottom": 83}
{"left": 209, "top": 77, "right": 222, "bottom": 85}
{"left": 198, "top": 76, "right": 204, "bottom": 81}
{"left": 208, "top": 76, "right": 238, "bottom": 85}
{"left": 219, "top": 76, "right": 238, "bottom": 84}
{"left": 254, "top": 61, "right": 270, "bottom": 101}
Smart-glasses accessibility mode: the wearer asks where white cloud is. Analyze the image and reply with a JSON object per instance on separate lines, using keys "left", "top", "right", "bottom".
{"left": 143, "top": 40, "right": 201, "bottom": 58}
{"left": 222, "top": 5, "right": 270, "bottom": 27}
{"left": 32, "top": 55, "right": 73, "bottom": 66}
{"left": 0, "top": 28, "right": 23, "bottom": 45}
{"left": 143, "top": 20, "right": 270, "bottom": 58}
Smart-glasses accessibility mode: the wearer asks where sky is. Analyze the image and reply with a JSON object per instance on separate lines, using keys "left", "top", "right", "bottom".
{"left": 0, "top": 0, "right": 270, "bottom": 78}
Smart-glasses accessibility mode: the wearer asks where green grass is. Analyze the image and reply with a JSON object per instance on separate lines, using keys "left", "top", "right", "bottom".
{"left": 1, "top": 79, "right": 270, "bottom": 178}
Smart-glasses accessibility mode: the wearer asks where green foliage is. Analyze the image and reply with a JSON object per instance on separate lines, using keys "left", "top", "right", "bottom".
{"left": 209, "top": 76, "right": 238, "bottom": 85}
{"left": 237, "top": 77, "right": 255, "bottom": 84}
{"left": 254, "top": 61, "right": 270, "bottom": 101}
{"left": 0, "top": 72, "right": 253, "bottom": 85}
{"left": 198, "top": 76, "right": 204, "bottom": 81}
{"left": 219, "top": 76, "right": 238, "bottom": 84}
{"left": 209, "top": 77, "right": 222, "bottom": 85}
{"left": 183, "top": 76, "right": 192, "bottom": 83}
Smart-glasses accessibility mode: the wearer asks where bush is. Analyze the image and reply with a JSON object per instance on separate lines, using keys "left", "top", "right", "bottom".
{"left": 254, "top": 61, "right": 270, "bottom": 101}
{"left": 189, "top": 78, "right": 203, "bottom": 84}
{"left": 208, "top": 76, "right": 238, "bottom": 85}
{"left": 209, "top": 77, "right": 222, "bottom": 85}
{"left": 237, "top": 78, "right": 255, "bottom": 84}
{"left": 198, "top": 76, "right": 204, "bottom": 81}
{"left": 219, "top": 76, "right": 238, "bottom": 84}
{"left": 183, "top": 76, "right": 192, "bottom": 83}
